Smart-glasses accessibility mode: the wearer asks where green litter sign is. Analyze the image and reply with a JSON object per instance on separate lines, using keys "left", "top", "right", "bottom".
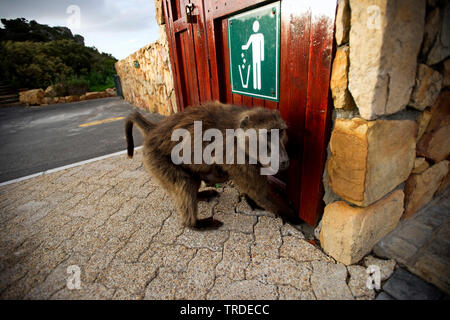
{"left": 227, "top": 1, "right": 280, "bottom": 101}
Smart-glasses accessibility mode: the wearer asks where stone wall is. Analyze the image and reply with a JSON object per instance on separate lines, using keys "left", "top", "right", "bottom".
{"left": 320, "top": 0, "right": 450, "bottom": 265}
{"left": 115, "top": 2, "right": 176, "bottom": 116}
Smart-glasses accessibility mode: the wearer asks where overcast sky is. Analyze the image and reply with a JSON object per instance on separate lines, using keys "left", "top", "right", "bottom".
{"left": 0, "top": 0, "right": 160, "bottom": 60}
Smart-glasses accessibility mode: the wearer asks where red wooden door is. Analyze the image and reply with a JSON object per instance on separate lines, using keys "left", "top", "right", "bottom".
{"left": 163, "top": 0, "right": 212, "bottom": 110}
{"left": 164, "top": 0, "right": 336, "bottom": 226}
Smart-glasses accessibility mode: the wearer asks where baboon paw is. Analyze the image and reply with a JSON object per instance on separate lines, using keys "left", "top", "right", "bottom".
{"left": 193, "top": 217, "right": 223, "bottom": 231}
{"left": 197, "top": 190, "right": 220, "bottom": 202}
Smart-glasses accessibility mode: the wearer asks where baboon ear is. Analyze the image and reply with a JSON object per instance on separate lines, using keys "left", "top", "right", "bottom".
{"left": 240, "top": 115, "right": 250, "bottom": 128}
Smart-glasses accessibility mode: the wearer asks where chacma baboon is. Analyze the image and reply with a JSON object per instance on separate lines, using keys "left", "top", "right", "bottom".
{"left": 125, "top": 102, "right": 296, "bottom": 230}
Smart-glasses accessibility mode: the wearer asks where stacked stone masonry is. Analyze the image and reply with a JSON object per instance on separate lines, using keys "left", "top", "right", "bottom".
{"left": 115, "top": 13, "right": 176, "bottom": 116}
{"left": 322, "top": 0, "right": 450, "bottom": 266}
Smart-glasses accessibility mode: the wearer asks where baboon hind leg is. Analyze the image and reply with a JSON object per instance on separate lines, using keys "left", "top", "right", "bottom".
{"left": 173, "top": 180, "right": 223, "bottom": 230}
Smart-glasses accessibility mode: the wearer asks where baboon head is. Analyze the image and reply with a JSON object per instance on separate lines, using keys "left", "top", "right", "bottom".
{"left": 238, "top": 107, "right": 289, "bottom": 172}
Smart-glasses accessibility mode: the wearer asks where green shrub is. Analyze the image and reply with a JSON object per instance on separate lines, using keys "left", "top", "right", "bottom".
{"left": 0, "top": 19, "right": 118, "bottom": 92}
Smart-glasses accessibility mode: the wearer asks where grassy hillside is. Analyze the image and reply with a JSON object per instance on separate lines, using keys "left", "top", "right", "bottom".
{"left": 0, "top": 18, "right": 117, "bottom": 94}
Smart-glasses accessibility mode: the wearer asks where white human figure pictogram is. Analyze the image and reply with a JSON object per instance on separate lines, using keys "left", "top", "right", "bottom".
{"left": 241, "top": 20, "right": 264, "bottom": 90}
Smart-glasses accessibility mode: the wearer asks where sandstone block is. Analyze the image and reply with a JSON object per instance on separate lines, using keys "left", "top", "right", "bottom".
{"left": 348, "top": 0, "right": 426, "bottom": 120}
{"left": 416, "top": 109, "right": 432, "bottom": 141}
{"left": 412, "top": 157, "right": 430, "bottom": 174}
{"left": 84, "top": 92, "right": 104, "bottom": 100}
{"left": 335, "top": 0, "right": 350, "bottom": 45}
{"left": 19, "top": 89, "right": 45, "bottom": 106}
{"left": 64, "top": 95, "right": 80, "bottom": 103}
{"left": 44, "top": 85, "right": 57, "bottom": 97}
{"left": 425, "top": 2, "right": 450, "bottom": 66}
{"left": 43, "top": 97, "right": 56, "bottom": 105}
{"left": 421, "top": 7, "right": 441, "bottom": 60}
{"left": 320, "top": 189, "right": 404, "bottom": 265}
{"left": 409, "top": 64, "right": 442, "bottom": 110}
{"left": 328, "top": 118, "right": 416, "bottom": 207}
{"left": 416, "top": 91, "right": 450, "bottom": 162}
{"left": 105, "top": 88, "right": 116, "bottom": 97}
{"left": 330, "top": 45, "right": 355, "bottom": 110}
{"left": 436, "top": 170, "right": 450, "bottom": 195}
{"left": 404, "top": 160, "right": 449, "bottom": 219}
{"left": 442, "top": 59, "right": 450, "bottom": 87}
{"left": 154, "top": 0, "right": 165, "bottom": 25}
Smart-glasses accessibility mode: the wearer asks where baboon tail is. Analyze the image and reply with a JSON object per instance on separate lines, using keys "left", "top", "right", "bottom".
{"left": 125, "top": 111, "right": 157, "bottom": 158}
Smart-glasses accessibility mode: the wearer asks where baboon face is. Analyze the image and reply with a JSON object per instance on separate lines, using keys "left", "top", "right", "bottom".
{"left": 239, "top": 108, "right": 290, "bottom": 171}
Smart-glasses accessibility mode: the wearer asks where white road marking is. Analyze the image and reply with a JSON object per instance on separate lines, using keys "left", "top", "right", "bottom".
{"left": 0, "top": 146, "right": 143, "bottom": 187}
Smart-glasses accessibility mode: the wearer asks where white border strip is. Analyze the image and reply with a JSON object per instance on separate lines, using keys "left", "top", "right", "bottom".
{"left": 0, "top": 146, "right": 143, "bottom": 187}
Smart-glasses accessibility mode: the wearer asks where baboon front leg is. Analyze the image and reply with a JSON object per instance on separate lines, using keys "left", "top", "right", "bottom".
{"left": 230, "top": 166, "right": 297, "bottom": 222}
{"left": 173, "top": 182, "right": 199, "bottom": 228}
{"left": 173, "top": 182, "right": 222, "bottom": 231}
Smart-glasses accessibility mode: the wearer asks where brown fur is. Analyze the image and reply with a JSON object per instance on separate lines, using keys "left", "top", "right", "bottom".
{"left": 125, "top": 102, "right": 295, "bottom": 230}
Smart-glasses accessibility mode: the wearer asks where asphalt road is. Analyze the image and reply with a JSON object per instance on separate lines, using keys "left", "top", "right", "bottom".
{"left": 0, "top": 97, "right": 163, "bottom": 183}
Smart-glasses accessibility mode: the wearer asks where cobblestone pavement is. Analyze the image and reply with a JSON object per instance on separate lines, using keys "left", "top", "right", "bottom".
{"left": 374, "top": 186, "right": 450, "bottom": 295}
{"left": 1, "top": 150, "right": 389, "bottom": 300}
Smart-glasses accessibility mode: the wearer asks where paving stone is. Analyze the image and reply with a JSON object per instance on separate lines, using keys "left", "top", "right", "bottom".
{"left": 112, "top": 288, "right": 142, "bottom": 300}
{"left": 410, "top": 252, "right": 450, "bottom": 294}
{"left": 96, "top": 260, "right": 157, "bottom": 295}
{"left": 25, "top": 252, "right": 89, "bottom": 300}
{"left": 215, "top": 187, "right": 240, "bottom": 214}
{"left": 373, "top": 235, "right": 419, "bottom": 265}
{"left": 347, "top": 265, "right": 376, "bottom": 300}
{"left": 175, "top": 248, "right": 221, "bottom": 299}
{"left": 383, "top": 268, "right": 443, "bottom": 300}
{"left": 82, "top": 237, "right": 123, "bottom": 282}
{"left": 207, "top": 276, "right": 278, "bottom": 300}
{"left": 247, "top": 258, "right": 313, "bottom": 291}
{"left": 363, "top": 255, "right": 396, "bottom": 281}
{"left": 140, "top": 242, "right": 197, "bottom": 272}
{"left": 310, "top": 261, "right": 354, "bottom": 300}
{"left": 144, "top": 267, "right": 186, "bottom": 300}
{"left": 251, "top": 216, "right": 283, "bottom": 261}
{"left": 397, "top": 221, "right": 434, "bottom": 248}
{"left": 216, "top": 232, "right": 252, "bottom": 280}
{"left": 177, "top": 227, "right": 229, "bottom": 252}
{"left": 135, "top": 188, "right": 174, "bottom": 227}
{"left": 214, "top": 211, "right": 257, "bottom": 234}
{"left": 280, "top": 236, "right": 334, "bottom": 263}
{"left": 235, "top": 197, "right": 254, "bottom": 215}
{"left": 376, "top": 292, "right": 395, "bottom": 300}
{"left": 115, "top": 224, "right": 161, "bottom": 263}
{"left": 50, "top": 283, "right": 115, "bottom": 300}
{"left": 281, "top": 223, "right": 305, "bottom": 239}
{"left": 278, "top": 284, "right": 316, "bottom": 300}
